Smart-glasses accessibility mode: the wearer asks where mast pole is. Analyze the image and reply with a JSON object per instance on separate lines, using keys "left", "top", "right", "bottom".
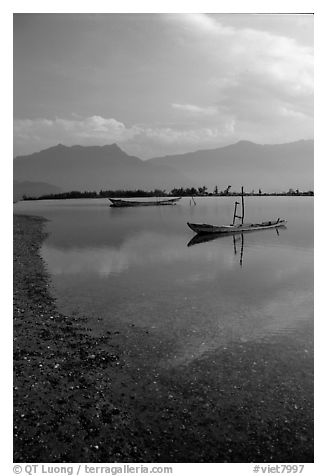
{"left": 241, "top": 186, "right": 245, "bottom": 224}
{"left": 232, "top": 201, "right": 239, "bottom": 225}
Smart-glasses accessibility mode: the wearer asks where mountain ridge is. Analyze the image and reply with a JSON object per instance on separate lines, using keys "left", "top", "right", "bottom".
{"left": 13, "top": 180, "right": 62, "bottom": 202}
{"left": 14, "top": 139, "right": 313, "bottom": 161}
{"left": 148, "top": 139, "right": 314, "bottom": 192}
{"left": 149, "top": 139, "right": 313, "bottom": 160}
{"left": 13, "top": 143, "right": 191, "bottom": 192}
{"left": 14, "top": 142, "right": 126, "bottom": 160}
{"left": 13, "top": 140, "right": 314, "bottom": 194}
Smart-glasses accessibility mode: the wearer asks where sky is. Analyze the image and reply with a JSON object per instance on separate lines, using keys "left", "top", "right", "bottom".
{"left": 13, "top": 13, "right": 314, "bottom": 158}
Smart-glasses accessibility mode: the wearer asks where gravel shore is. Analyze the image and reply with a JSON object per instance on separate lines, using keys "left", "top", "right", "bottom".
{"left": 13, "top": 214, "right": 313, "bottom": 463}
{"left": 14, "top": 214, "right": 139, "bottom": 462}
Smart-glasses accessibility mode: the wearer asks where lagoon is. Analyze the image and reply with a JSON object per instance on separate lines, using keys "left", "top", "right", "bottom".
{"left": 14, "top": 196, "right": 314, "bottom": 461}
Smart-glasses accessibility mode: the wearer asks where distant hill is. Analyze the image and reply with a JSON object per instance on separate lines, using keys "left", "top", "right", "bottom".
{"left": 149, "top": 140, "right": 314, "bottom": 192}
{"left": 13, "top": 180, "right": 62, "bottom": 202}
{"left": 13, "top": 143, "right": 190, "bottom": 192}
{"left": 13, "top": 140, "right": 313, "bottom": 194}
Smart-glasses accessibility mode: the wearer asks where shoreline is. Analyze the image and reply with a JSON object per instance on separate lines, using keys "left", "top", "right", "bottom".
{"left": 13, "top": 214, "right": 313, "bottom": 463}
{"left": 21, "top": 193, "right": 314, "bottom": 202}
{"left": 13, "top": 214, "right": 138, "bottom": 462}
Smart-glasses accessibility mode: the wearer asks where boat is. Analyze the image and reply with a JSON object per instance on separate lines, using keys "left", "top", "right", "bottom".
{"left": 187, "top": 218, "right": 286, "bottom": 235}
{"left": 187, "top": 186, "right": 286, "bottom": 235}
{"left": 109, "top": 197, "right": 181, "bottom": 208}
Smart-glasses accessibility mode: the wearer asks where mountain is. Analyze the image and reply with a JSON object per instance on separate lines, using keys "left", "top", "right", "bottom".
{"left": 13, "top": 143, "right": 190, "bottom": 192}
{"left": 13, "top": 180, "right": 62, "bottom": 202}
{"left": 13, "top": 140, "right": 314, "bottom": 194}
{"left": 149, "top": 140, "right": 314, "bottom": 192}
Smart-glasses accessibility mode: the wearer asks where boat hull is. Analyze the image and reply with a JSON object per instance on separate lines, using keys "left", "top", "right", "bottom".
{"left": 109, "top": 198, "right": 181, "bottom": 207}
{"left": 187, "top": 219, "right": 287, "bottom": 235}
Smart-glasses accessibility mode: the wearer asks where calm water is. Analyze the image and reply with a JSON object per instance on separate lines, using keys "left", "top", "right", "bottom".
{"left": 14, "top": 196, "right": 313, "bottom": 369}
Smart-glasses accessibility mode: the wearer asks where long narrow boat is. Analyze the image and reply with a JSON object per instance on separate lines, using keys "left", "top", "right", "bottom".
{"left": 109, "top": 197, "right": 181, "bottom": 208}
{"left": 187, "top": 186, "right": 286, "bottom": 235}
{"left": 187, "top": 218, "right": 286, "bottom": 235}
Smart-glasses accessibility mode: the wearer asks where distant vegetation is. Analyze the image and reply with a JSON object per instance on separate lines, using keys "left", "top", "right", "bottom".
{"left": 22, "top": 186, "right": 314, "bottom": 201}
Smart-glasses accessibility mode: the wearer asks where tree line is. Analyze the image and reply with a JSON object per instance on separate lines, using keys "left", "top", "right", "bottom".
{"left": 22, "top": 186, "right": 314, "bottom": 201}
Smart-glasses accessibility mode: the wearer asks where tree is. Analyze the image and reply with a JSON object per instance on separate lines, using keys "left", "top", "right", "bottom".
{"left": 198, "top": 186, "right": 208, "bottom": 195}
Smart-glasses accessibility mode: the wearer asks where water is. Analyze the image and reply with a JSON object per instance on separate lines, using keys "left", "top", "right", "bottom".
{"left": 14, "top": 196, "right": 313, "bottom": 368}
{"left": 14, "top": 196, "right": 314, "bottom": 460}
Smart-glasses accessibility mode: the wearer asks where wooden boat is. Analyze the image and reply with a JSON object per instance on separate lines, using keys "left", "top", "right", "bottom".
{"left": 187, "top": 186, "right": 286, "bottom": 235}
{"left": 109, "top": 197, "right": 181, "bottom": 208}
{"left": 187, "top": 218, "right": 286, "bottom": 235}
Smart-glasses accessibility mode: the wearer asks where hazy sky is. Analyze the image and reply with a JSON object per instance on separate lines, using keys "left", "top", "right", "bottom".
{"left": 13, "top": 13, "right": 313, "bottom": 158}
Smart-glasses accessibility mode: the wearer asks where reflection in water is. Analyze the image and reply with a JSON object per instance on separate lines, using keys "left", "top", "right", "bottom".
{"left": 41, "top": 227, "right": 312, "bottom": 366}
{"left": 15, "top": 197, "right": 313, "bottom": 367}
{"left": 187, "top": 225, "right": 287, "bottom": 267}
{"left": 234, "top": 234, "right": 244, "bottom": 267}
{"left": 42, "top": 226, "right": 290, "bottom": 277}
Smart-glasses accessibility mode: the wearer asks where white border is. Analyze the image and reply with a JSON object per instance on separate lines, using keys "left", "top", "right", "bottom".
{"left": 4, "top": 2, "right": 324, "bottom": 475}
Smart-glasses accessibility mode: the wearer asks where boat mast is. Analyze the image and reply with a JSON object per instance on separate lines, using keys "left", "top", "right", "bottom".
{"left": 232, "top": 201, "right": 240, "bottom": 225}
{"left": 241, "top": 186, "right": 245, "bottom": 224}
{"left": 232, "top": 186, "right": 245, "bottom": 225}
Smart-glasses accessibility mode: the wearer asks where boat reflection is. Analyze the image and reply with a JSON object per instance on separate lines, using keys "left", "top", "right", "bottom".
{"left": 187, "top": 225, "right": 287, "bottom": 267}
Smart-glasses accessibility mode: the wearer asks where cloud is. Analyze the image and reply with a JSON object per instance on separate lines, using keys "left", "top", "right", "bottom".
{"left": 13, "top": 15, "right": 313, "bottom": 158}
{"left": 14, "top": 114, "right": 237, "bottom": 158}
{"left": 14, "top": 115, "right": 139, "bottom": 156}
{"left": 13, "top": 14, "right": 313, "bottom": 159}
{"left": 172, "top": 103, "right": 218, "bottom": 116}
{"left": 169, "top": 14, "right": 313, "bottom": 91}
{"left": 169, "top": 13, "right": 234, "bottom": 37}
{"left": 14, "top": 115, "right": 137, "bottom": 144}
{"left": 164, "top": 13, "right": 313, "bottom": 137}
